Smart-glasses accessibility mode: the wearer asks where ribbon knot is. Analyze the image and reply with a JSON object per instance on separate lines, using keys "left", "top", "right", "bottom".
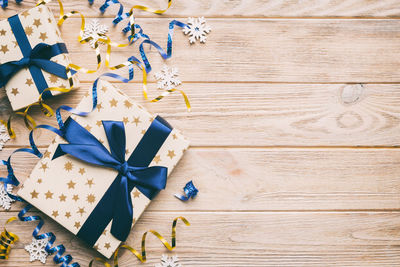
{"left": 117, "top": 161, "right": 130, "bottom": 177}
{"left": 18, "top": 57, "right": 31, "bottom": 67}
{"left": 0, "top": 42, "right": 75, "bottom": 88}
{"left": 52, "top": 116, "right": 172, "bottom": 244}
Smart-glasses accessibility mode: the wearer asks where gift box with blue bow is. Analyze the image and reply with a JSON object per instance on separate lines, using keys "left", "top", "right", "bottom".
{"left": 18, "top": 81, "right": 189, "bottom": 258}
{"left": 0, "top": 5, "right": 78, "bottom": 111}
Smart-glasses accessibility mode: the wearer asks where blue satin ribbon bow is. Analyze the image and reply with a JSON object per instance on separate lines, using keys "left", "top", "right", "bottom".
{"left": 52, "top": 116, "right": 172, "bottom": 244}
{"left": 0, "top": 43, "right": 74, "bottom": 88}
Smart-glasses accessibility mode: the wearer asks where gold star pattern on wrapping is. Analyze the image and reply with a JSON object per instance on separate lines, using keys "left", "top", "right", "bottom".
{"left": 45, "top": 190, "right": 53, "bottom": 199}
{"left": 43, "top": 151, "right": 51, "bottom": 158}
{"left": 40, "top": 163, "right": 48, "bottom": 171}
{"left": 122, "top": 117, "right": 129, "bottom": 124}
{"left": 98, "top": 138, "right": 104, "bottom": 145}
{"left": 96, "top": 103, "right": 103, "bottom": 112}
{"left": 26, "top": 78, "right": 33, "bottom": 86}
{"left": 132, "top": 117, "right": 141, "bottom": 126}
{"left": 30, "top": 190, "right": 38, "bottom": 199}
{"left": 101, "top": 86, "right": 107, "bottom": 93}
{"left": 64, "top": 161, "right": 73, "bottom": 171}
{"left": 65, "top": 212, "right": 71, "bottom": 219}
{"left": 86, "top": 179, "right": 94, "bottom": 188}
{"left": 11, "top": 88, "right": 19, "bottom": 96}
{"left": 167, "top": 150, "right": 176, "bottom": 159}
{"left": 0, "top": 29, "right": 6, "bottom": 35}
{"left": 87, "top": 194, "right": 95, "bottom": 204}
{"left": 33, "top": 19, "right": 42, "bottom": 28}
{"left": 59, "top": 194, "right": 67, "bottom": 202}
{"left": 0, "top": 45, "right": 9, "bottom": 54}
{"left": 79, "top": 168, "right": 86, "bottom": 175}
{"left": 21, "top": 10, "right": 30, "bottom": 18}
{"left": 124, "top": 100, "right": 132, "bottom": 108}
{"left": 93, "top": 244, "right": 99, "bottom": 250}
{"left": 38, "top": 7, "right": 43, "bottom": 12}
{"left": 104, "top": 243, "right": 111, "bottom": 250}
{"left": 109, "top": 98, "right": 118, "bottom": 107}
{"left": 48, "top": 74, "right": 59, "bottom": 83}
{"left": 96, "top": 120, "right": 102, "bottom": 127}
{"left": 72, "top": 194, "right": 79, "bottom": 201}
{"left": 39, "top": 32, "right": 48, "bottom": 41}
{"left": 141, "top": 129, "right": 146, "bottom": 135}
{"left": 52, "top": 210, "right": 59, "bottom": 218}
{"left": 173, "top": 134, "right": 178, "bottom": 140}
{"left": 77, "top": 207, "right": 86, "bottom": 216}
{"left": 13, "top": 41, "right": 18, "bottom": 48}
{"left": 133, "top": 189, "right": 140, "bottom": 198}
{"left": 74, "top": 221, "right": 81, "bottom": 229}
{"left": 85, "top": 125, "right": 92, "bottom": 132}
{"left": 125, "top": 149, "right": 129, "bottom": 155}
{"left": 24, "top": 26, "right": 33, "bottom": 36}
{"left": 37, "top": 179, "right": 42, "bottom": 184}
{"left": 153, "top": 155, "right": 161, "bottom": 164}
{"left": 102, "top": 229, "right": 107, "bottom": 236}
{"left": 67, "top": 180, "right": 76, "bottom": 189}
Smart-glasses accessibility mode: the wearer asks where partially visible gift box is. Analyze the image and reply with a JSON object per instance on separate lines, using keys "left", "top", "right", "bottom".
{"left": 18, "top": 80, "right": 189, "bottom": 258}
{"left": 0, "top": 5, "right": 79, "bottom": 111}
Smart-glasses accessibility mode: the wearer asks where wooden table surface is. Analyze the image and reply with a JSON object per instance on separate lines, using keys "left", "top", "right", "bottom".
{"left": 1, "top": 0, "right": 400, "bottom": 266}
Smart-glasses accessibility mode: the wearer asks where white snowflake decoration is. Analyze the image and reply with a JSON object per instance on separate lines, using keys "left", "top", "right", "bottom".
{"left": 183, "top": 17, "right": 211, "bottom": 44}
{"left": 154, "top": 65, "right": 181, "bottom": 90}
{"left": 82, "top": 19, "right": 109, "bottom": 48}
{"left": 155, "top": 255, "right": 182, "bottom": 267}
{"left": 0, "top": 183, "right": 14, "bottom": 210}
{"left": 25, "top": 237, "right": 49, "bottom": 264}
{"left": 0, "top": 124, "right": 10, "bottom": 151}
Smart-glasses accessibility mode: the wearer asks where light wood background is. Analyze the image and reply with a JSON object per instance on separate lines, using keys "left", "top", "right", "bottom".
{"left": 1, "top": 0, "right": 400, "bottom": 266}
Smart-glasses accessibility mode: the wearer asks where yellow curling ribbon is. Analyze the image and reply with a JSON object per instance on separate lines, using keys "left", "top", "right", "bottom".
{"left": 89, "top": 217, "right": 190, "bottom": 266}
{"left": 3, "top": 0, "right": 190, "bottom": 138}
{"left": 0, "top": 217, "right": 19, "bottom": 260}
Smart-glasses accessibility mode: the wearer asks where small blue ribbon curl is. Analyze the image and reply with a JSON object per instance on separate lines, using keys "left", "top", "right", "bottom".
{"left": 175, "top": 180, "right": 198, "bottom": 201}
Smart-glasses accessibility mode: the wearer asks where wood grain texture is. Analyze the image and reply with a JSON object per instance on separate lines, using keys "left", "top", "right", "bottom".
{"left": 1, "top": 0, "right": 400, "bottom": 18}
{"left": 2, "top": 147, "right": 400, "bottom": 212}
{"left": 1, "top": 0, "right": 400, "bottom": 266}
{"left": 1, "top": 212, "right": 400, "bottom": 266}
{"left": 45, "top": 18, "right": 400, "bottom": 83}
{"left": 3, "top": 83, "right": 400, "bottom": 147}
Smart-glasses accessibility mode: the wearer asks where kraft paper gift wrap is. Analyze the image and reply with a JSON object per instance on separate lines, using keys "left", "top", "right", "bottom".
{"left": 0, "top": 5, "right": 79, "bottom": 111}
{"left": 18, "top": 81, "right": 189, "bottom": 258}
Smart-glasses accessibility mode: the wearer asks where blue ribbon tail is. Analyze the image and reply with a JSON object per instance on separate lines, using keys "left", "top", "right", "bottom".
{"left": 110, "top": 175, "right": 133, "bottom": 241}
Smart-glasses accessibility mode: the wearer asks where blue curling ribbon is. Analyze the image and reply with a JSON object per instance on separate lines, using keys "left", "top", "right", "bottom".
{"left": 138, "top": 20, "right": 187, "bottom": 73}
{"left": 18, "top": 204, "right": 80, "bottom": 267}
{"left": 52, "top": 115, "right": 172, "bottom": 244}
{"left": 175, "top": 180, "right": 198, "bottom": 201}
{"left": 0, "top": 64, "right": 141, "bottom": 266}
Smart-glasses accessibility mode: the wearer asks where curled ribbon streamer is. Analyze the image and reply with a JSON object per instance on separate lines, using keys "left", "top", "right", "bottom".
{"left": 0, "top": 217, "right": 19, "bottom": 260}
{"left": 18, "top": 204, "right": 80, "bottom": 267}
{"left": 0, "top": 72, "right": 138, "bottom": 266}
{"left": 2, "top": 0, "right": 190, "bottom": 137}
{"left": 175, "top": 180, "right": 198, "bottom": 201}
{"left": 89, "top": 217, "right": 190, "bottom": 267}
{"left": 50, "top": 0, "right": 191, "bottom": 110}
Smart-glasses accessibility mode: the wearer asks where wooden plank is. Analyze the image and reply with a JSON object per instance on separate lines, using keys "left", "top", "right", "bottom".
{"left": 2, "top": 147, "right": 400, "bottom": 211}
{"left": 1, "top": 211, "right": 400, "bottom": 266}
{"left": 52, "top": 18, "right": 400, "bottom": 83}
{"left": 1, "top": 0, "right": 400, "bottom": 18}
{"left": 2, "top": 83, "right": 400, "bottom": 147}
{"left": 1, "top": 18, "right": 400, "bottom": 82}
